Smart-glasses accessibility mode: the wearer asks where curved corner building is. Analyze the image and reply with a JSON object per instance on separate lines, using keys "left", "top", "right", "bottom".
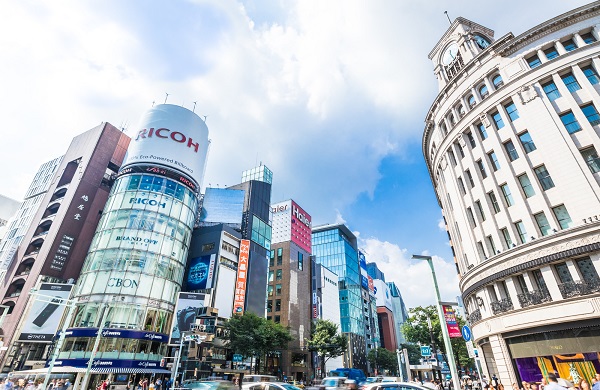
{"left": 423, "top": 3, "right": 600, "bottom": 386}
{"left": 57, "top": 105, "right": 209, "bottom": 373}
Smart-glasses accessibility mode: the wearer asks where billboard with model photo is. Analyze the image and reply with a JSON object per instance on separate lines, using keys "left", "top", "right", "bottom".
{"left": 169, "top": 292, "right": 205, "bottom": 344}
{"left": 18, "top": 283, "right": 74, "bottom": 342}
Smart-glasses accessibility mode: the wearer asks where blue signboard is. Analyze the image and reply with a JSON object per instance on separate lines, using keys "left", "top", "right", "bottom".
{"left": 48, "top": 358, "right": 167, "bottom": 370}
{"left": 57, "top": 328, "right": 169, "bottom": 343}
{"left": 233, "top": 354, "right": 243, "bottom": 362}
{"left": 461, "top": 325, "right": 472, "bottom": 341}
{"left": 420, "top": 346, "right": 431, "bottom": 357}
{"left": 187, "top": 254, "right": 215, "bottom": 290}
{"left": 359, "top": 251, "right": 369, "bottom": 290}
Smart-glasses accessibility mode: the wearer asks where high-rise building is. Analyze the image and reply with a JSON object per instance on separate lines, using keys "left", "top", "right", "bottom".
{"left": 0, "top": 123, "right": 130, "bottom": 372}
{"left": 387, "top": 282, "right": 408, "bottom": 345}
{"left": 311, "top": 263, "right": 342, "bottom": 374}
{"left": 269, "top": 200, "right": 312, "bottom": 381}
{"left": 312, "top": 224, "right": 366, "bottom": 372}
{"left": 423, "top": 3, "right": 600, "bottom": 385}
{"left": 228, "top": 165, "right": 273, "bottom": 316}
{"left": 59, "top": 104, "right": 209, "bottom": 380}
{"left": 0, "top": 195, "right": 20, "bottom": 247}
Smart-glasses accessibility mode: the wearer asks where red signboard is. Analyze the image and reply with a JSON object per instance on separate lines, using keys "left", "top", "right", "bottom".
{"left": 233, "top": 239, "right": 250, "bottom": 315}
{"left": 443, "top": 305, "right": 462, "bottom": 338}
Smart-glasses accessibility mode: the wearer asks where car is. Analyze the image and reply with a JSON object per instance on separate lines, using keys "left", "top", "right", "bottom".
{"left": 243, "top": 381, "right": 303, "bottom": 390}
{"left": 184, "top": 380, "right": 235, "bottom": 390}
{"left": 380, "top": 378, "right": 402, "bottom": 383}
{"left": 318, "top": 377, "right": 348, "bottom": 390}
{"left": 359, "top": 381, "right": 431, "bottom": 390}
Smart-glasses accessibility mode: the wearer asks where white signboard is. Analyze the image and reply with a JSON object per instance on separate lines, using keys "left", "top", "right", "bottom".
{"left": 18, "top": 283, "right": 73, "bottom": 342}
{"left": 123, "top": 104, "right": 210, "bottom": 186}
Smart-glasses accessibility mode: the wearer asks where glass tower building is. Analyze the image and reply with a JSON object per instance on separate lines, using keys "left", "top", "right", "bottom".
{"left": 311, "top": 224, "right": 366, "bottom": 371}
{"left": 58, "top": 105, "right": 210, "bottom": 376}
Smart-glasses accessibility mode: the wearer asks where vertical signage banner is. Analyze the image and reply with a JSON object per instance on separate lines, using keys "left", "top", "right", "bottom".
{"left": 443, "top": 305, "right": 462, "bottom": 338}
{"left": 18, "top": 283, "right": 73, "bottom": 342}
{"left": 233, "top": 239, "right": 250, "bottom": 315}
{"left": 186, "top": 254, "right": 216, "bottom": 290}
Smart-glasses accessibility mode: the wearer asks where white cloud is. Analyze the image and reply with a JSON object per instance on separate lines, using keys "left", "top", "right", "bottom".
{"left": 359, "top": 237, "right": 461, "bottom": 309}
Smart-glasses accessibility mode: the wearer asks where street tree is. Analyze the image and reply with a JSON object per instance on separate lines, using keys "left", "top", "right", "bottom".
{"left": 401, "top": 306, "right": 474, "bottom": 371}
{"left": 367, "top": 347, "right": 399, "bottom": 375}
{"left": 222, "top": 312, "right": 293, "bottom": 373}
{"left": 400, "top": 343, "right": 422, "bottom": 365}
{"left": 306, "top": 319, "right": 347, "bottom": 377}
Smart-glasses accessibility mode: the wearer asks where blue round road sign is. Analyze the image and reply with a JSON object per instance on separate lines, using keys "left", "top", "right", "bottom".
{"left": 461, "top": 325, "right": 472, "bottom": 341}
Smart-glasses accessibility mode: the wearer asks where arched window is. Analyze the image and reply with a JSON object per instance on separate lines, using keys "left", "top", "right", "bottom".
{"left": 479, "top": 84, "right": 489, "bottom": 99}
{"left": 492, "top": 74, "right": 504, "bottom": 89}
{"left": 449, "top": 114, "right": 456, "bottom": 125}
{"left": 468, "top": 95, "right": 476, "bottom": 108}
{"left": 457, "top": 104, "right": 465, "bottom": 118}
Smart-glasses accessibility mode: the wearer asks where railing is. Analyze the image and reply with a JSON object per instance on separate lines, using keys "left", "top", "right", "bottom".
{"left": 490, "top": 298, "right": 514, "bottom": 315}
{"left": 517, "top": 289, "right": 552, "bottom": 308}
{"left": 467, "top": 309, "right": 482, "bottom": 324}
{"left": 558, "top": 279, "right": 600, "bottom": 298}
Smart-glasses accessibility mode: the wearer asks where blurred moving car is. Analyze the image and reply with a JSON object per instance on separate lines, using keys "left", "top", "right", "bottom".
{"left": 243, "top": 376, "right": 280, "bottom": 384}
{"left": 243, "top": 381, "right": 303, "bottom": 390}
{"left": 317, "top": 377, "right": 348, "bottom": 390}
{"left": 359, "top": 382, "right": 431, "bottom": 390}
{"left": 184, "top": 381, "right": 235, "bottom": 390}
{"left": 380, "top": 378, "right": 402, "bottom": 383}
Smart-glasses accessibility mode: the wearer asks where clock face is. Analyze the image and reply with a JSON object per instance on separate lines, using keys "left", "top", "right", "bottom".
{"left": 474, "top": 35, "right": 491, "bottom": 50}
{"left": 442, "top": 43, "right": 459, "bottom": 65}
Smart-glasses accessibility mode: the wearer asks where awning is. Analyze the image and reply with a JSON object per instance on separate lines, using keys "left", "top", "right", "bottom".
{"left": 11, "top": 367, "right": 92, "bottom": 374}
{"left": 92, "top": 368, "right": 172, "bottom": 374}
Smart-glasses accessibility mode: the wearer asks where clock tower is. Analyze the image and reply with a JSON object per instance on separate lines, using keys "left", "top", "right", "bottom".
{"left": 429, "top": 17, "right": 495, "bottom": 91}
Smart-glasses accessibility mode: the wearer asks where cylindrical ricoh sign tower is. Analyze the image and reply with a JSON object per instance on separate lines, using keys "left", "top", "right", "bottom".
{"left": 58, "top": 105, "right": 209, "bottom": 370}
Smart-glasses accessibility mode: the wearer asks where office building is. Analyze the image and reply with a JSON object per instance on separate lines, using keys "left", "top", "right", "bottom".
{"left": 387, "top": 282, "right": 409, "bottom": 345}
{"left": 227, "top": 165, "right": 273, "bottom": 316}
{"left": 56, "top": 104, "right": 208, "bottom": 382}
{"left": 311, "top": 263, "right": 342, "bottom": 375}
{"left": 0, "top": 124, "right": 129, "bottom": 372}
{"left": 268, "top": 200, "right": 312, "bottom": 381}
{"left": 312, "top": 224, "right": 367, "bottom": 372}
{"left": 423, "top": 3, "right": 600, "bottom": 384}
{"left": 0, "top": 195, "right": 20, "bottom": 246}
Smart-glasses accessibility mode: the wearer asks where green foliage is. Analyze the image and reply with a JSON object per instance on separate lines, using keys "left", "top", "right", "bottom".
{"left": 367, "top": 347, "right": 399, "bottom": 374}
{"left": 401, "top": 305, "right": 474, "bottom": 370}
{"left": 306, "top": 319, "right": 347, "bottom": 376}
{"left": 222, "top": 312, "right": 293, "bottom": 362}
{"left": 399, "top": 343, "right": 422, "bottom": 365}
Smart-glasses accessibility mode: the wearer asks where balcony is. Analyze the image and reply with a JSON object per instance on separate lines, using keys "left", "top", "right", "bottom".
{"left": 517, "top": 289, "right": 552, "bottom": 308}
{"left": 490, "top": 298, "right": 514, "bottom": 315}
{"left": 558, "top": 279, "right": 600, "bottom": 299}
{"left": 467, "top": 309, "right": 482, "bottom": 324}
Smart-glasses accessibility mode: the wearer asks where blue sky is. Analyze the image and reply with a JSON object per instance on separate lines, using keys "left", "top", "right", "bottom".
{"left": 0, "top": 0, "right": 590, "bottom": 308}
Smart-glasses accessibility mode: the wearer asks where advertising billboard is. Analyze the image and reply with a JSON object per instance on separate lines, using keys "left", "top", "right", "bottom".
{"left": 232, "top": 239, "right": 250, "bottom": 315}
{"left": 170, "top": 292, "right": 205, "bottom": 344}
{"left": 186, "top": 254, "right": 216, "bottom": 290}
{"left": 123, "top": 104, "right": 210, "bottom": 186}
{"left": 290, "top": 201, "right": 311, "bottom": 253}
{"left": 18, "top": 283, "right": 74, "bottom": 342}
{"left": 373, "top": 279, "right": 393, "bottom": 310}
{"left": 199, "top": 188, "right": 245, "bottom": 226}
{"left": 359, "top": 251, "right": 369, "bottom": 290}
{"left": 442, "top": 305, "right": 462, "bottom": 338}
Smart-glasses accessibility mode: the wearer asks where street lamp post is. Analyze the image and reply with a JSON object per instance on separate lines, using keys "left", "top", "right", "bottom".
{"left": 395, "top": 349, "right": 404, "bottom": 381}
{"left": 412, "top": 255, "right": 461, "bottom": 390}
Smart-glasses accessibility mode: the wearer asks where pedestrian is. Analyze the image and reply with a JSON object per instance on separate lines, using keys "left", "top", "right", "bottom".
{"left": 141, "top": 378, "right": 149, "bottom": 390}
{"left": 544, "top": 374, "right": 564, "bottom": 390}
{"left": 164, "top": 378, "right": 172, "bottom": 390}
{"left": 155, "top": 378, "right": 162, "bottom": 390}
{"left": 512, "top": 383, "right": 522, "bottom": 390}
{"left": 578, "top": 379, "right": 591, "bottom": 390}
{"left": 530, "top": 383, "right": 539, "bottom": 390}
{"left": 592, "top": 374, "right": 600, "bottom": 390}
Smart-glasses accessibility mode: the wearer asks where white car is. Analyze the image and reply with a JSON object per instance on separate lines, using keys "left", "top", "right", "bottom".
{"left": 359, "top": 382, "right": 431, "bottom": 390}
{"left": 244, "top": 382, "right": 303, "bottom": 390}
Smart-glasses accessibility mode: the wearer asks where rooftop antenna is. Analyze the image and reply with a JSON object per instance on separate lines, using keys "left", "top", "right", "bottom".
{"left": 444, "top": 11, "right": 452, "bottom": 26}
{"left": 203, "top": 115, "right": 207, "bottom": 122}
{"left": 151, "top": 100, "right": 155, "bottom": 107}
{"left": 164, "top": 93, "right": 169, "bottom": 104}
{"left": 193, "top": 101, "right": 197, "bottom": 113}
